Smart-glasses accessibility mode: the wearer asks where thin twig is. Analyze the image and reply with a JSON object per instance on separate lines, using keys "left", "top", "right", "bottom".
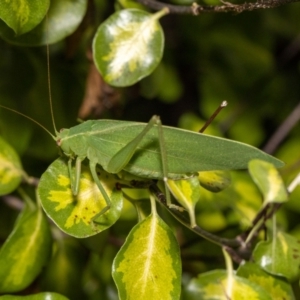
{"left": 136, "top": 0, "right": 300, "bottom": 14}
{"left": 199, "top": 101, "right": 227, "bottom": 133}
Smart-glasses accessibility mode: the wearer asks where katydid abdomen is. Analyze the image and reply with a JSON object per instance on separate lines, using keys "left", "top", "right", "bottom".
{"left": 57, "top": 119, "right": 284, "bottom": 180}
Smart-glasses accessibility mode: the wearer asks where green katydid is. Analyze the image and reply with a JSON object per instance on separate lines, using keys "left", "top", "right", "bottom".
{"left": 52, "top": 114, "right": 284, "bottom": 220}
{"left": 0, "top": 102, "right": 284, "bottom": 223}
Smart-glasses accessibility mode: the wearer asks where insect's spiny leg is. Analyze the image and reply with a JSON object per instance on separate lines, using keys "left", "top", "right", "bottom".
{"left": 89, "top": 161, "right": 111, "bottom": 215}
{"left": 68, "top": 158, "right": 80, "bottom": 195}
{"left": 155, "top": 116, "right": 172, "bottom": 206}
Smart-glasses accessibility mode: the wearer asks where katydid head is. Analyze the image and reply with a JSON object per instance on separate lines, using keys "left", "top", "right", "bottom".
{"left": 56, "top": 128, "right": 70, "bottom": 152}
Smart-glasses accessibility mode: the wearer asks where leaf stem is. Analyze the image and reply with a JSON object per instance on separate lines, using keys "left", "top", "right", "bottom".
{"left": 149, "top": 182, "right": 241, "bottom": 248}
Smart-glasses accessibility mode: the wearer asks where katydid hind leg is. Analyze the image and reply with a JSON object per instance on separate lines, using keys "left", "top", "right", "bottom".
{"left": 89, "top": 161, "right": 112, "bottom": 222}
{"left": 156, "top": 118, "right": 172, "bottom": 206}
{"left": 107, "top": 115, "right": 172, "bottom": 206}
{"left": 107, "top": 115, "right": 160, "bottom": 174}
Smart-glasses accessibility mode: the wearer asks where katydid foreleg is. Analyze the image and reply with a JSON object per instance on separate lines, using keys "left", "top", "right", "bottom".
{"left": 68, "top": 156, "right": 111, "bottom": 221}
{"left": 89, "top": 161, "right": 112, "bottom": 220}
{"left": 68, "top": 157, "right": 83, "bottom": 195}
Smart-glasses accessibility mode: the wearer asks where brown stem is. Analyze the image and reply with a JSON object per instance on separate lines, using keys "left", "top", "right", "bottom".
{"left": 136, "top": 0, "right": 300, "bottom": 14}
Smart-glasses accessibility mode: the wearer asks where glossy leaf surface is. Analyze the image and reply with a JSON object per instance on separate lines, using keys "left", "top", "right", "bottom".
{"left": 0, "top": 0, "right": 49, "bottom": 35}
{"left": 0, "top": 0, "right": 87, "bottom": 46}
{"left": 0, "top": 136, "right": 23, "bottom": 195}
{"left": 249, "top": 159, "right": 288, "bottom": 206}
{"left": 253, "top": 231, "right": 300, "bottom": 282}
{"left": 112, "top": 213, "right": 181, "bottom": 300}
{"left": 38, "top": 158, "right": 123, "bottom": 238}
{"left": 93, "top": 9, "right": 166, "bottom": 87}
{"left": 184, "top": 270, "right": 271, "bottom": 300}
{"left": 0, "top": 205, "right": 52, "bottom": 293}
{"left": 237, "top": 262, "right": 295, "bottom": 299}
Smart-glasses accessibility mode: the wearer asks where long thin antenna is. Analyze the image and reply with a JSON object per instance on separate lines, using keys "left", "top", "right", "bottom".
{"left": 199, "top": 100, "right": 228, "bottom": 133}
{"left": 0, "top": 105, "right": 55, "bottom": 139}
{"left": 46, "top": 14, "right": 58, "bottom": 134}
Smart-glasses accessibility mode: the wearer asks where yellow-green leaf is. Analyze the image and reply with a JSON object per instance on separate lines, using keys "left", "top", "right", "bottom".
{"left": 0, "top": 206, "right": 52, "bottom": 293}
{"left": 93, "top": 8, "right": 167, "bottom": 87}
{"left": 198, "top": 170, "right": 231, "bottom": 193}
{"left": 253, "top": 231, "right": 300, "bottom": 282}
{"left": 38, "top": 158, "right": 123, "bottom": 238}
{"left": 0, "top": 0, "right": 87, "bottom": 46}
{"left": 112, "top": 213, "right": 181, "bottom": 300}
{"left": 40, "top": 238, "right": 87, "bottom": 299}
{"left": 248, "top": 159, "right": 288, "bottom": 206}
{"left": 0, "top": 136, "right": 23, "bottom": 196}
{"left": 0, "top": 0, "right": 49, "bottom": 35}
{"left": 167, "top": 176, "right": 200, "bottom": 226}
{"left": 184, "top": 270, "right": 272, "bottom": 300}
{"left": 237, "top": 262, "right": 295, "bottom": 300}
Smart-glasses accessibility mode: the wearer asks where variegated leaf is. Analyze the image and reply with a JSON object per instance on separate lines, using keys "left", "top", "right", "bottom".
{"left": 167, "top": 176, "right": 200, "bottom": 226}
{"left": 38, "top": 158, "right": 123, "bottom": 238}
{"left": 0, "top": 0, "right": 49, "bottom": 35}
{"left": 248, "top": 159, "right": 287, "bottom": 206}
{"left": 93, "top": 8, "right": 167, "bottom": 87}
{"left": 253, "top": 231, "right": 300, "bottom": 282}
{"left": 184, "top": 270, "right": 272, "bottom": 300}
{"left": 112, "top": 212, "right": 181, "bottom": 299}
{"left": 237, "top": 262, "right": 295, "bottom": 299}
{"left": 0, "top": 136, "right": 23, "bottom": 195}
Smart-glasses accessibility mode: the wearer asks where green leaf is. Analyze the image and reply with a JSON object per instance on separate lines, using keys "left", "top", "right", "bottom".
{"left": 0, "top": 0, "right": 49, "bottom": 35}
{"left": 237, "top": 262, "right": 295, "bottom": 300}
{"left": 167, "top": 176, "right": 201, "bottom": 226}
{"left": 184, "top": 270, "right": 272, "bottom": 300}
{"left": 0, "top": 205, "right": 52, "bottom": 293}
{"left": 40, "top": 238, "right": 87, "bottom": 299}
{"left": 198, "top": 170, "right": 231, "bottom": 193}
{"left": 248, "top": 159, "right": 288, "bottom": 206}
{"left": 0, "top": 136, "right": 23, "bottom": 196}
{"left": 93, "top": 8, "right": 167, "bottom": 87}
{"left": 0, "top": 0, "right": 87, "bottom": 46}
{"left": 112, "top": 213, "right": 181, "bottom": 300}
{"left": 38, "top": 158, "right": 123, "bottom": 238}
{"left": 0, "top": 292, "right": 69, "bottom": 300}
{"left": 253, "top": 231, "right": 300, "bottom": 282}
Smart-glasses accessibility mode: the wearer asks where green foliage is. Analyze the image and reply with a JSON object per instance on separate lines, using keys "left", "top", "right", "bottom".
{"left": 0, "top": 1, "right": 300, "bottom": 299}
